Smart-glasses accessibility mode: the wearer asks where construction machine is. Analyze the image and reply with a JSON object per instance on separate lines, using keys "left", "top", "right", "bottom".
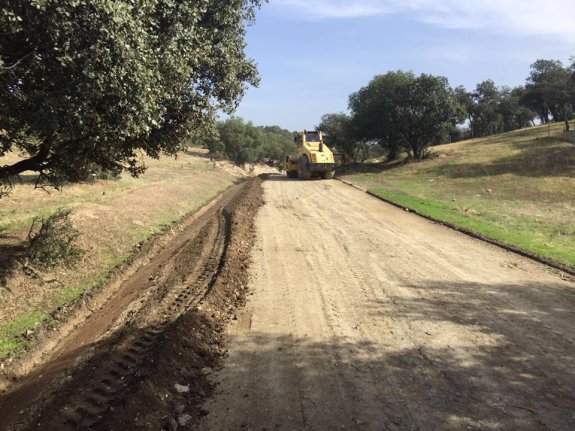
{"left": 285, "top": 130, "right": 336, "bottom": 179}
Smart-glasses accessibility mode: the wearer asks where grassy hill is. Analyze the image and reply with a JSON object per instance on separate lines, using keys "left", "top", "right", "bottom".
{"left": 340, "top": 122, "right": 575, "bottom": 270}
{"left": 0, "top": 150, "right": 249, "bottom": 359}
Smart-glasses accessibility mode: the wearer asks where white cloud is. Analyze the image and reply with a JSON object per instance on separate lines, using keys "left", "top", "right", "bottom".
{"left": 271, "top": 0, "right": 575, "bottom": 42}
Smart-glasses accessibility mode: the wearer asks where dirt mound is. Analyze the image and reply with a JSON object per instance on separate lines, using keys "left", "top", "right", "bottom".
{"left": 0, "top": 176, "right": 264, "bottom": 430}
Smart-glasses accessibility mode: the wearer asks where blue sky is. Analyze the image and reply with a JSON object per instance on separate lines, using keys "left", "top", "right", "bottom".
{"left": 233, "top": 0, "right": 575, "bottom": 131}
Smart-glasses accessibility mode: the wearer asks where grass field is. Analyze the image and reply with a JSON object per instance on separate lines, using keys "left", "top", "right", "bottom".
{"left": 340, "top": 122, "right": 575, "bottom": 270}
{"left": 0, "top": 150, "right": 242, "bottom": 359}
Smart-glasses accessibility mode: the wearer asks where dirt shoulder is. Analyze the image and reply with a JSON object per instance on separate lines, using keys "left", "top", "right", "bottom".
{"left": 201, "top": 176, "right": 575, "bottom": 431}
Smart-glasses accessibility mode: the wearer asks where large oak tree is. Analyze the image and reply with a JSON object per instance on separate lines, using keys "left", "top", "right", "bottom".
{"left": 349, "top": 71, "right": 462, "bottom": 160}
{"left": 0, "top": 0, "right": 261, "bottom": 191}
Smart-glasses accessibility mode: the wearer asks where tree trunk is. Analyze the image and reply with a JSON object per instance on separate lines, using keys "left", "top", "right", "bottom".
{"left": 0, "top": 137, "right": 52, "bottom": 184}
{"left": 387, "top": 141, "right": 400, "bottom": 161}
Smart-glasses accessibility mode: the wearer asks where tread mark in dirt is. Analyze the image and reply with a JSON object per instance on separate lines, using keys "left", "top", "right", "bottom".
{"left": 0, "top": 178, "right": 265, "bottom": 431}
{"left": 49, "top": 211, "right": 232, "bottom": 430}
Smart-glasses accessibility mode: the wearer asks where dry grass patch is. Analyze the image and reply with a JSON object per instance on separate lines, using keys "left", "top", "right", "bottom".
{"left": 0, "top": 150, "right": 246, "bottom": 359}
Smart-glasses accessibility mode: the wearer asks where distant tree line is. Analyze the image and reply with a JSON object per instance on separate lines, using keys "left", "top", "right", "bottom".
{"left": 319, "top": 57, "right": 575, "bottom": 162}
{"left": 200, "top": 118, "right": 296, "bottom": 168}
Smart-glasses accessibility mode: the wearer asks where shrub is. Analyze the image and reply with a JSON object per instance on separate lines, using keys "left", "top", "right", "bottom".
{"left": 26, "top": 209, "right": 84, "bottom": 270}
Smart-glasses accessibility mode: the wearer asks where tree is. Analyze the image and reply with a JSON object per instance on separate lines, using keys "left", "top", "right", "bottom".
{"left": 523, "top": 59, "right": 574, "bottom": 130}
{"left": 214, "top": 118, "right": 295, "bottom": 168}
{"left": 0, "top": 0, "right": 262, "bottom": 191}
{"left": 348, "top": 71, "right": 414, "bottom": 160}
{"left": 397, "top": 74, "right": 462, "bottom": 159}
{"left": 471, "top": 80, "right": 503, "bottom": 137}
{"left": 499, "top": 86, "right": 535, "bottom": 132}
{"left": 317, "top": 113, "right": 365, "bottom": 163}
{"left": 454, "top": 86, "right": 476, "bottom": 137}
{"left": 349, "top": 71, "right": 461, "bottom": 160}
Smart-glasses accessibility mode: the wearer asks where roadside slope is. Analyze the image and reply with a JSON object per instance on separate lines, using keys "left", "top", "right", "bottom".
{"left": 201, "top": 176, "right": 575, "bottom": 431}
{"left": 339, "top": 123, "right": 575, "bottom": 269}
{"left": 0, "top": 177, "right": 265, "bottom": 431}
{"left": 0, "top": 150, "right": 256, "bottom": 362}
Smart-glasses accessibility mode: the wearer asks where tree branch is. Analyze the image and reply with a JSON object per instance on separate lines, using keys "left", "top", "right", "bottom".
{"left": 0, "top": 50, "right": 35, "bottom": 73}
{"left": 0, "top": 136, "right": 52, "bottom": 182}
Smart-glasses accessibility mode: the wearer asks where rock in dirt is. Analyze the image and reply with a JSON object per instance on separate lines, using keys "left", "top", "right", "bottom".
{"left": 174, "top": 383, "right": 189, "bottom": 393}
{"left": 178, "top": 414, "right": 192, "bottom": 426}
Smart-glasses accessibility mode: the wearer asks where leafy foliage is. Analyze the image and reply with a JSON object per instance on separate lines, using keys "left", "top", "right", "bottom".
{"left": 454, "top": 81, "right": 536, "bottom": 139}
{"left": 324, "top": 56, "right": 573, "bottom": 163}
{"left": 523, "top": 59, "right": 574, "bottom": 131}
{"left": 317, "top": 113, "right": 368, "bottom": 164}
{"left": 0, "top": 0, "right": 262, "bottom": 191}
{"left": 206, "top": 118, "right": 296, "bottom": 168}
{"left": 26, "top": 209, "right": 84, "bottom": 270}
{"left": 349, "top": 71, "right": 462, "bottom": 160}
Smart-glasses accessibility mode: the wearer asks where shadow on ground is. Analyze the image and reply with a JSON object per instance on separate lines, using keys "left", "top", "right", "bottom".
{"left": 0, "top": 234, "right": 25, "bottom": 289}
{"left": 336, "top": 134, "right": 575, "bottom": 180}
{"left": 1, "top": 278, "right": 574, "bottom": 430}
{"left": 427, "top": 140, "right": 575, "bottom": 179}
{"left": 207, "top": 278, "right": 575, "bottom": 431}
{"left": 185, "top": 149, "right": 214, "bottom": 159}
{"left": 336, "top": 158, "right": 410, "bottom": 176}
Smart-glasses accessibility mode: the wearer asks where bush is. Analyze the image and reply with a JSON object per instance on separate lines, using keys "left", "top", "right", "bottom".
{"left": 26, "top": 209, "right": 84, "bottom": 270}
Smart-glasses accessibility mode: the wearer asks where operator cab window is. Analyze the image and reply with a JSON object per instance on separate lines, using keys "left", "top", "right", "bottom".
{"left": 306, "top": 132, "right": 320, "bottom": 142}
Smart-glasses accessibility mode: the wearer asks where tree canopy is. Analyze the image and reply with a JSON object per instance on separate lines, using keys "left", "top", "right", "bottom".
{"left": 316, "top": 113, "right": 368, "bottom": 164}
{"left": 349, "top": 71, "right": 461, "bottom": 160}
{"left": 317, "top": 55, "right": 574, "bottom": 164}
{"left": 523, "top": 59, "right": 574, "bottom": 131}
{"left": 202, "top": 117, "right": 296, "bottom": 168}
{"left": 0, "top": 0, "right": 261, "bottom": 191}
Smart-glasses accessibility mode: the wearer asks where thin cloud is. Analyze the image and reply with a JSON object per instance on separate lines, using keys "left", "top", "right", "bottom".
{"left": 274, "top": 0, "right": 392, "bottom": 18}
{"left": 272, "top": 0, "right": 575, "bottom": 42}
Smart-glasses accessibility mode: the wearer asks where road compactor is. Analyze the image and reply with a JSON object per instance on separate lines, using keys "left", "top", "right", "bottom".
{"left": 285, "top": 130, "right": 336, "bottom": 179}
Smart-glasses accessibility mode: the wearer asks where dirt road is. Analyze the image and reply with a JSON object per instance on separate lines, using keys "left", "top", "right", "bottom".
{"left": 201, "top": 176, "right": 575, "bottom": 430}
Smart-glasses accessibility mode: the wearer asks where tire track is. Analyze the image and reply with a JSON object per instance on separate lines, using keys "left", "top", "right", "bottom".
{"left": 0, "top": 178, "right": 265, "bottom": 431}
{"left": 39, "top": 210, "right": 230, "bottom": 430}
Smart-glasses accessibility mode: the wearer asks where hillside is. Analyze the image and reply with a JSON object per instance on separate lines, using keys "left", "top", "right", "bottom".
{"left": 0, "top": 150, "right": 262, "bottom": 360}
{"left": 339, "top": 123, "right": 575, "bottom": 269}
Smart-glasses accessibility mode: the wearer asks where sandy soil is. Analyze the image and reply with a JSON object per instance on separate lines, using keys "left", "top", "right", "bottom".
{"left": 201, "top": 176, "right": 575, "bottom": 431}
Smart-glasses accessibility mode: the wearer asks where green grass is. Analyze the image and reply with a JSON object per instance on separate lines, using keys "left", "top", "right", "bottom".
{"left": 342, "top": 122, "right": 575, "bottom": 270}
{"left": 0, "top": 256, "right": 124, "bottom": 358}
{"left": 0, "top": 312, "right": 42, "bottom": 357}
{"left": 370, "top": 187, "right": 575, "bottom": 267}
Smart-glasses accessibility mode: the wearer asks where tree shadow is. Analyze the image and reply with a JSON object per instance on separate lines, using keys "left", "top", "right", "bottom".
{"left": 1, "top": 280, "right": 574, "bottom": 430}
{"left": 185, "top": 149, "right": 213, "bottom": 159}
{"left": 426, "top": 140, "right": 575, "bottom": 179}
{"left": 0, "top": 233, "right": 26, "bottom": 289}
{"left": 0, "top": 307, "right": 221, "bottom": 430}
{"left": 2, "top": 277, "right": 574, "bottom": 430}
{"left": 207, "top": 328, "right": 574, "bottom": 430}
{"left": 336, "top": 158, "right": 410, "bottom": 176}
{"left": 11, "top": 174, "right": 41, "bottom": 185}
{"left": 264, "top": 174, "right": 324, "bottom": 182}
{"left": 203, "top": 277, "right": 575, "bottom": 430}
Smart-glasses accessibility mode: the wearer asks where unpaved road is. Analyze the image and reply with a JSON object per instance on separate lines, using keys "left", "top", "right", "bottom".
{"left": 201, "top": 176, "right": 575, "bottom": 431}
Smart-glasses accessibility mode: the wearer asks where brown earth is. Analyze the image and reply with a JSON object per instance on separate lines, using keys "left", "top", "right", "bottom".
{"left": 200, "top": 176, "right": 575, "bottom": 431}
{"left": 1, "top": 174, "right": 574, "bottom": 431}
